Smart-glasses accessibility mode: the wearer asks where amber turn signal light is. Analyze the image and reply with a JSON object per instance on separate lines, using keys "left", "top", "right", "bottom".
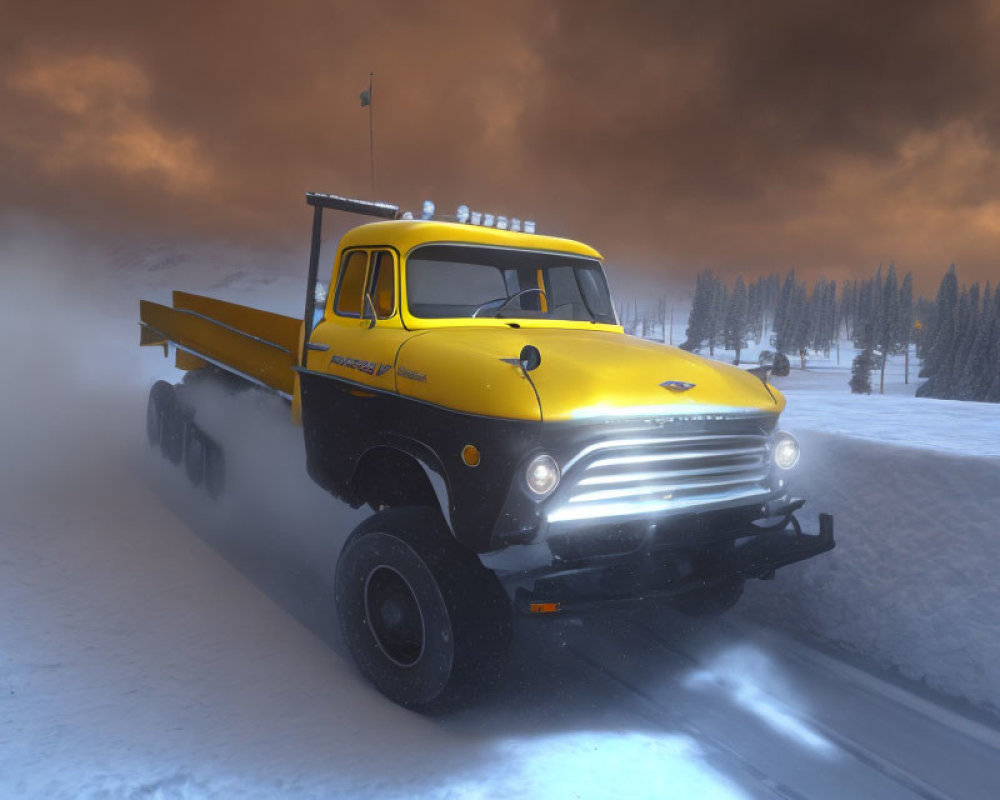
{"left": 461, "top": 444, "right": 481, "bottom": 467}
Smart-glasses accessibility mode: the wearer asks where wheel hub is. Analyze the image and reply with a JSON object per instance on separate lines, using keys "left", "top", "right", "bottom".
{"left": 364, "top": 566, "right": 425, "bottom": 667}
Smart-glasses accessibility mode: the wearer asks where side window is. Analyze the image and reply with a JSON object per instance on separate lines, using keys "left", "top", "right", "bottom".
{"left": 335, "top": 251, "right": 368, "bottom": 317}
{"left": 367, "top": 250, "right": 396, "bottom": 318}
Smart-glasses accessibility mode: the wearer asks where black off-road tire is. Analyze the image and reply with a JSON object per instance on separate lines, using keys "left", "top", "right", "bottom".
{"left": 204, "top": 438, "right": 225, "bottom": 499}
{"left": 669, "top": 577, "right": 745, "bottom": 617}
{"left": 184, "top": 422, "right": 207, "bottom": 487}
{"left": 160, "top": 395, "right": 185, "bottom": 466}
{"left": 146, "top": 381, "right": 173, "bottom": 447}
{"left": 148, "top": 381, "right": 184, "bottom": 464}
{"left": 186, "top": 422, "right": 226, "bottom": 498}
{"left": 335, "top": 507, "right": 512, "bottom": 711}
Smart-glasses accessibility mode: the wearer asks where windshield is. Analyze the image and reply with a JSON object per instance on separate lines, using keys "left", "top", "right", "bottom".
{"left": 405, "top": 244, "right": 617, "bottom": 324}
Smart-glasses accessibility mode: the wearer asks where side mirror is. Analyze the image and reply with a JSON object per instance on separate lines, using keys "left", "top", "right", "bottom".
{"left": 519, "top": 344, "right": 541, "bottom": 372}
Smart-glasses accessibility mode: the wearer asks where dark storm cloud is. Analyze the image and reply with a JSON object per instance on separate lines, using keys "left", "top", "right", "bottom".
{"left": 2, "top": 0, "right": 999, "bottom": 291}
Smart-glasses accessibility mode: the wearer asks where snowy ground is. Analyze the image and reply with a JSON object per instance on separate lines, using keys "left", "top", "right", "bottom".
{"left": 3, "top": 220, "right": 1000, "bottom": 798}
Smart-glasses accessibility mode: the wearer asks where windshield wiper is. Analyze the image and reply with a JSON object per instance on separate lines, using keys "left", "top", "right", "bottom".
{"left": 492, "top": 288, "right": 548, "bottom": 318}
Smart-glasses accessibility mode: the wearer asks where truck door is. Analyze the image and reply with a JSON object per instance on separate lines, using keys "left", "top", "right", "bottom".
{"left": 306, "top": 248, "right": 408, "bottom": 393}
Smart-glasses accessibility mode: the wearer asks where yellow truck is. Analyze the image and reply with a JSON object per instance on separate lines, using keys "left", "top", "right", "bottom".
{"left": 140, "top": 192, "right": 834, "bottom": 710}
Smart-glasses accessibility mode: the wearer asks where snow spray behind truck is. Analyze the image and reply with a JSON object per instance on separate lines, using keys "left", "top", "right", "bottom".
{"left": 139, "top": 192, "right": 835, "bottom": 710}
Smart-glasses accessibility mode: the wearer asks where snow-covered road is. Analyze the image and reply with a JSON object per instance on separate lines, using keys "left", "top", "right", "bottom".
{"left": 3, "top": 379, "right": 999, "bottom": 799}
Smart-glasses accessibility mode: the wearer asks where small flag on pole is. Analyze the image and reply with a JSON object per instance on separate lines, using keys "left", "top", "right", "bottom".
{"left": 362, "top": 72, "right": 375, "bottom": 191}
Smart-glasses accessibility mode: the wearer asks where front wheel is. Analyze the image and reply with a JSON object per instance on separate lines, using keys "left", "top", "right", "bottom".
{"left": 335, "top": 507, "right": 512, "bottom": 711}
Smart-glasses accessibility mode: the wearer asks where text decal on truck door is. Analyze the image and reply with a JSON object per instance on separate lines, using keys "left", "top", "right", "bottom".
{"left": 330, "top": 353, "right": 393, "bottom": 377}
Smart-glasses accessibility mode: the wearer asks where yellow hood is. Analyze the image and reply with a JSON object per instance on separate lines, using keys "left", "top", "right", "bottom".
{"left": 395, "top": 327, "right": 783, "bottom": 422}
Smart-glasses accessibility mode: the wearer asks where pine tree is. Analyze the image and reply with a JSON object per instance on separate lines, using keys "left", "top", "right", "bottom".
{"left": 760, "top": 274, "right": 780, "bottom": 342}
{"left": 681, "top": 270, "right": 714, "bottom": 351}
{"left": 876, "top": 263, "right": 900, "bottom": 394}
{"left": 914, "top": 296, "right": 934, "bottom": 358}
{"left": 777, "top": 282, "right": 810, "bottom": 368}
{"left": 747, "top": 279, "right": 762, "bottom": 343}
{"left": 850, "top": 349, "right": 874, "bottom": 394}
{"left": 986, "top": 289, "right": 1000, "bottom": 403}
{"left": 854, "top": 278, "right": 877, "bottom": 352}
{"left": 917, "top": 264, "right": 958, "bottom": 395}
{"left": 957, "top": 282, "right": 994, "bottom": 400}
{"left": 898, "top": 272, "right": 914, "bottom": 384}
{"left": 809, "top": 279, "right": 837, "bottom": 356}
{"left": 984, "top": 288, "right": 1000, "bottom": 401}
{"left": 809, "top": 278, "right": 827, "bottom": 352}
{"left": 951, "top": 284, "right": 981, "bottom": 400}
{"left": 841, "top": 280, "right": 856, "bottom": 340}
{"left": 725, "top": 276, "right": 749, "bottom": 364}
{"left": 795, "top": 284, "right": 813, "bottom": 368}
{"left": 707, "top": 277, "right": 727, "bottom": 356}
{"left": 774, "top": 270, "right": 796, "bottom": 351}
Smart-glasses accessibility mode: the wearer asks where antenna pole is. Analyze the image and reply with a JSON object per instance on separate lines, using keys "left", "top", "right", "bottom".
{"left": 368, "top": 72, "right": 375, "bottom": 193}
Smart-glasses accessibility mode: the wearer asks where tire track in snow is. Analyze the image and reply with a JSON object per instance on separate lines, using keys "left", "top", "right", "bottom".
{"left": 559, "top": 612, "right": 955, "bottom": 800}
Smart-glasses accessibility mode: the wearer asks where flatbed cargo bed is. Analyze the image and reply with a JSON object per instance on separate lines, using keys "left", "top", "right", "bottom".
{"left": 140, "top": 291, "right": 301, "bottom": 397}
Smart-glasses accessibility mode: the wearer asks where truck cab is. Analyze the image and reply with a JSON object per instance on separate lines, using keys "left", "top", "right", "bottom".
{"left": 298, "top": 219, "right": 801, "bottom": 559}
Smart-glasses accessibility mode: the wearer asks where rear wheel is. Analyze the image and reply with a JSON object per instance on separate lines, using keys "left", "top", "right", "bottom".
{"left": 147, "top": 381, "right": 184, "bottom": 464}
{"left": 335, "top": 507, "right": 512, "bottom": 711}
{"left": 147, "top": 379, "right": 226, "bottom": 497}
{"left": 146, "top": 381, "right": 173, "bottom": 447}
{"left": 160, "top": 394, "right": 185, "bottom": 465}
{"left": 184, "top": 422, "right": 207, "bottom": 487}
{"left": 204, "top": 438, "right": 225, "bottom": 499}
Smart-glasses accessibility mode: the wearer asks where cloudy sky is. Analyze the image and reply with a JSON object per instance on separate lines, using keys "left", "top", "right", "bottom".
{"left": 3, "top": 0, "right": 999, "bottom": 292}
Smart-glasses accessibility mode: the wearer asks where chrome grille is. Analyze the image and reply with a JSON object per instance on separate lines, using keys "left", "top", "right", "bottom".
{"left": 547, "top": 434, "right": 773, "bottom": 524}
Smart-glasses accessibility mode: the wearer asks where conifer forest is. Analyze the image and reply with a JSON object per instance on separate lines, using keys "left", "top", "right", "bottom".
{"left": 668, "top": 265, "right": 1000, "bottom": 401}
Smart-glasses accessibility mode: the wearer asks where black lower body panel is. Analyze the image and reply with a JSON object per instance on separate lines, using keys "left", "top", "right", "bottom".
{"left": 513, "top": 513, "right": 834, "bottom": 614}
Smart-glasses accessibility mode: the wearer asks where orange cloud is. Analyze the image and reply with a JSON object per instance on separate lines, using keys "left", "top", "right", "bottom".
{"left": 4, "top": 53, "right": 213, "bottom": 194}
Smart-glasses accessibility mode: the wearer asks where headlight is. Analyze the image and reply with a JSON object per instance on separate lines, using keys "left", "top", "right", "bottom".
{"left": 771, "top": 431, "right": 800, "bottom": 470}
{"left": 526, "top": 454, "right": 560, "bottom": 496}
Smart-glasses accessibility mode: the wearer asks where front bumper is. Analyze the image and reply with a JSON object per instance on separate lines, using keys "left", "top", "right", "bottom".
{"left": 510, "top": 511, "right": 835, "bottom": 614}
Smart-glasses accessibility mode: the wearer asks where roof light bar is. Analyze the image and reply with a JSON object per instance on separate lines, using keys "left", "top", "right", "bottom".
{"left": 385, "top": 197, "right": 536, "bottom": 233}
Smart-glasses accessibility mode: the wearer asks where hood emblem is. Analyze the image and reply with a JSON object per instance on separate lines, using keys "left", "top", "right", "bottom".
{"left": 660, "top": 380, "right": 696, "bottom": 392}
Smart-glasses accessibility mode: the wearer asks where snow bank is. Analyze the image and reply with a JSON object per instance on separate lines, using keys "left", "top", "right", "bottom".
{"left": 738, "top": 430, "right": 1000, "bottom": 712}
{"left": 773, "top": 351, "right": 1000, "bottom": 457}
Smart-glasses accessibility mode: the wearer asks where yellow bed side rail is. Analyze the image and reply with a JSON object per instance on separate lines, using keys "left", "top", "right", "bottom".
{"left": 139, "top": 292, "right": 303, "bottom": 397}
